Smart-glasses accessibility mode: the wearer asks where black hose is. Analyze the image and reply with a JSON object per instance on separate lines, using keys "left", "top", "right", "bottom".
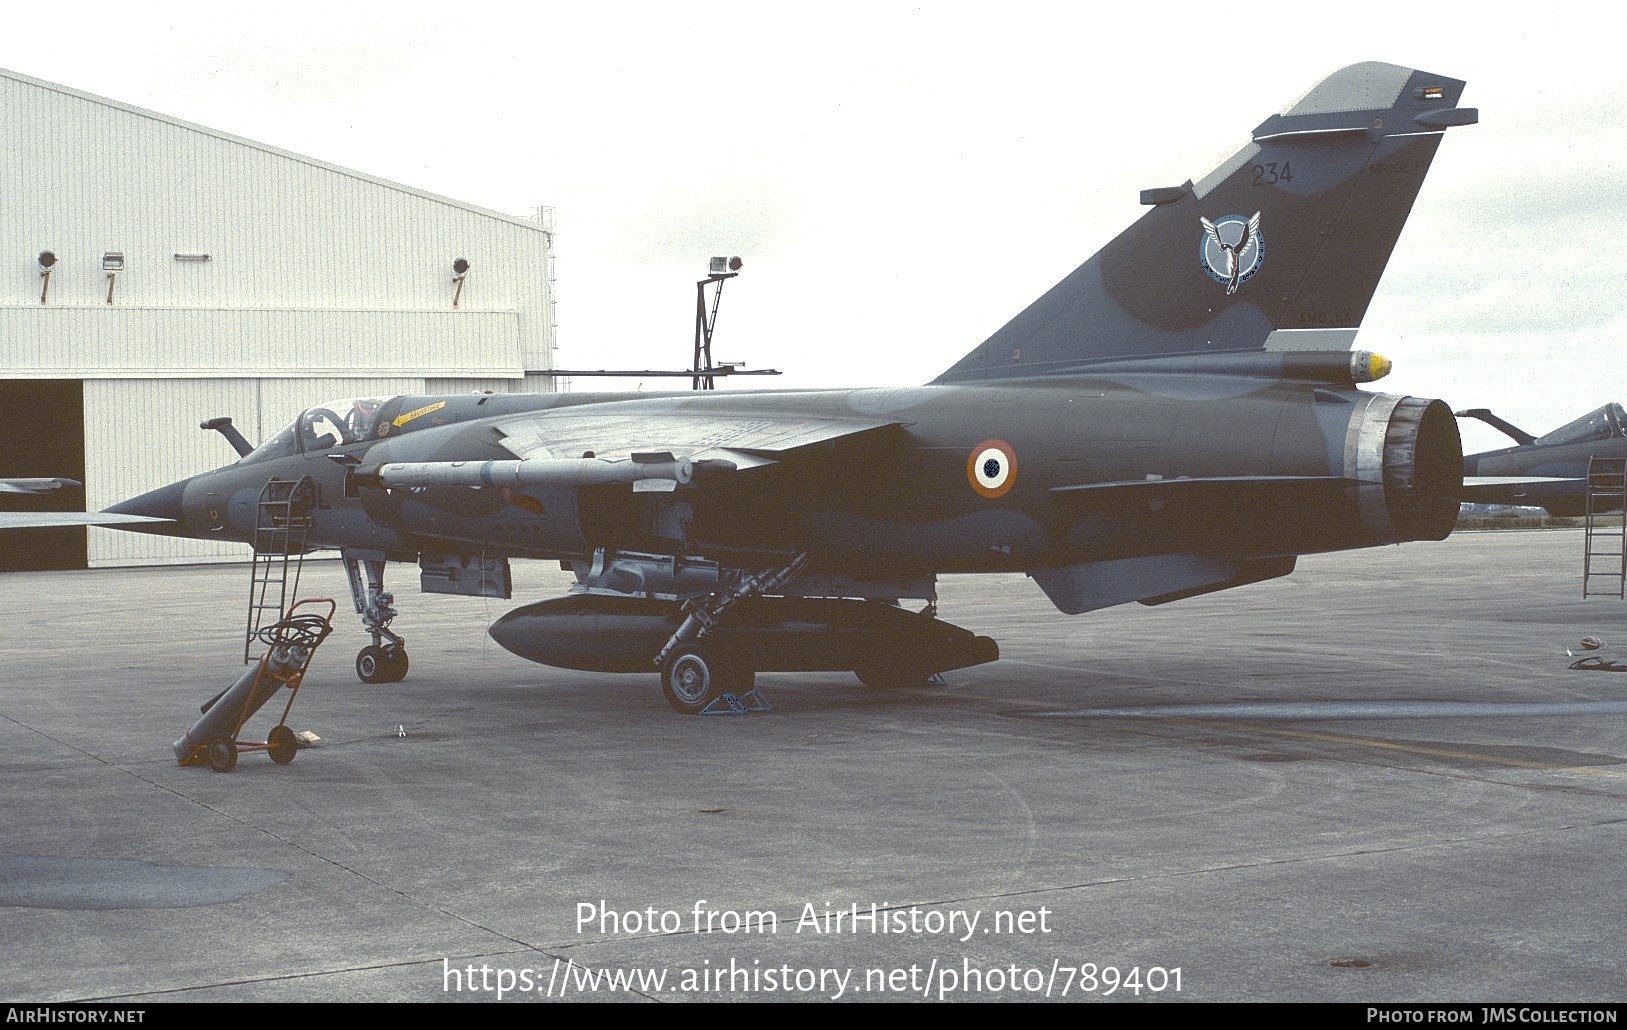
{"left": 255, "top": 612, "right": 333, "bottom": 650}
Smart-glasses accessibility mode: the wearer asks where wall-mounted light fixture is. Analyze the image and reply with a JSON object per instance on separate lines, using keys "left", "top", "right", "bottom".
{"left": 37, "top": 250, "right": 57, "bottom": 304}
{"left": 452, "top": 257, "right": 471, "bottom": 308}
{"left": 103, "top": 252, "right": 123, "bottom": 304}
{"left": 173, "top": 252, "right": 211, "bottom": 262}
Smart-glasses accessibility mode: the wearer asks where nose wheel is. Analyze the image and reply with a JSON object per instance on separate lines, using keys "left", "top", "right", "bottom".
{"left": 356, "top": 644, "right": 409, "bottom": 684}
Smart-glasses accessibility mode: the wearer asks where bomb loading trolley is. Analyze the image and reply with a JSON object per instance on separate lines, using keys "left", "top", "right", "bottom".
{"left": 174, "top": 599, "right": 337, "bottom": 773}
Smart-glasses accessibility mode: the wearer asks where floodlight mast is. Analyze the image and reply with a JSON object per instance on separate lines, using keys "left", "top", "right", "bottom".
{"left": 693, "top": 256, "right": 742, "bottom": 390}
{"left": 523, "top": 253, "right": 779, "bottom": 385}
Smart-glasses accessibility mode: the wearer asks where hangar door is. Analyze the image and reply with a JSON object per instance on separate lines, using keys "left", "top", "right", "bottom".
{"left": 0, "top": 380, "right": 86, "bottom": 571}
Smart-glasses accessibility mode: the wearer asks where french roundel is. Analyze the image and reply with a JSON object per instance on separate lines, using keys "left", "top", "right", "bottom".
{"left": 967, "top": 440, "right": 1017, "bottom": 499}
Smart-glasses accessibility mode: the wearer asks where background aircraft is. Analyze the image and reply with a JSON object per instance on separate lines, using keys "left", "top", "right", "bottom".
{"left": 31, "top": 62, "right": 1477, "bottom": 713}
{"left": 1458, "top": 404, "right": 1627, "bottom": 516}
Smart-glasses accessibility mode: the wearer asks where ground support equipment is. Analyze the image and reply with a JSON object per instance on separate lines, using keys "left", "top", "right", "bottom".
{"left": 175, "top": 599, "right": 337, "bottom": 772}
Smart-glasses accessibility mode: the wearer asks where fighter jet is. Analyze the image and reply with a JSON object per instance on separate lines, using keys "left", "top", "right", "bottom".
{"left": 1459, "top": 404, "right": 1627, "bottom": 516}
{"left": 68, "top": 62, "right": 1475, "bottom": 713}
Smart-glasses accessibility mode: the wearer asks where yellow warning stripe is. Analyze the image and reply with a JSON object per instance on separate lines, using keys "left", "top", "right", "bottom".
{"left": 393, "top": 401, "right": 446, "bottom": 428}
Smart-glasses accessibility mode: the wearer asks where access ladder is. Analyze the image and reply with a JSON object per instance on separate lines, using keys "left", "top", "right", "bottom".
{"left": 1582, "top": 457, "right": 1627, "bottom": 598}
{"left": 245, "top": 477, "right": 314, "bottom": 660}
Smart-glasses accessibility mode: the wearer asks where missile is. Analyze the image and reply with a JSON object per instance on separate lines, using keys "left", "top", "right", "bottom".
{"left": 357, "top": 453, "right": 693, "bottom": 494}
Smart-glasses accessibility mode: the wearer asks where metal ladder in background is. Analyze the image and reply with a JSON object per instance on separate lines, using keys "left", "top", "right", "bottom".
{"left": 245, "top": 476, "right": 314, "bottom": 660}
{"left": 1582, "top": 457, "right": 1627, "bottom": 598}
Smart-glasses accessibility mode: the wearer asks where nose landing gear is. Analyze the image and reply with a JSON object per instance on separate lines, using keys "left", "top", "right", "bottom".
{"left": 344, "top": 550, "right": 408, "bottom": 683}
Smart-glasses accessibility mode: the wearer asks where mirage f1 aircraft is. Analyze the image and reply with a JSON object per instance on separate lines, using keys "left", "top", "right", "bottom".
{"left": 1458, "top": 405, "right": 1627, "bottom": 516}
{"left": 84, "top": 62, "right": 1476, "bottom": 713}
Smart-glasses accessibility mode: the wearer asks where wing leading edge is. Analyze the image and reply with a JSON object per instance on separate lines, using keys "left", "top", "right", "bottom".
{"left": 0, "top": 511, "right": 170, "bottom": 529}
{"left": 366, "top": 412, "right": 906, "bottom": 491}
{"left": 492, "top": 411, "right": 903, "bottom": 465}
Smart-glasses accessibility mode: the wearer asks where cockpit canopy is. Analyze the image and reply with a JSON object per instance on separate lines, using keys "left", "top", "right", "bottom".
{"left": 1535, "top": 403, "right": 1627, "bottom": 448}
{"left": 239, "top": 397, "right": 391, "bottom": 465}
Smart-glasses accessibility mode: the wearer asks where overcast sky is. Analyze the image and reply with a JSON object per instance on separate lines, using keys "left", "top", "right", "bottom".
{"left": 4, "top": 2, "right": 1623, "bottom": 453}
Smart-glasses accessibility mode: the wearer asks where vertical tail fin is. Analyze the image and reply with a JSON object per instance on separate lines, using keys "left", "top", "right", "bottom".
{"left": 935, "top": 62, "right": 1476, "bottom": 384}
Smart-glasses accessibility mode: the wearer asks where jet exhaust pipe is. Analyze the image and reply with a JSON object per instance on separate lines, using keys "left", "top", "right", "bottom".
{"left": 1348, "top": 395, "right": 1462, "bottom": 544}
{"left": 489, "top": 594, "right": 998, "bottom": 678}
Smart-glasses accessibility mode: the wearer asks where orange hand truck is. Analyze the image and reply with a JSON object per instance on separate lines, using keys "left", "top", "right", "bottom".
{"left": 174, "top": 598, "right": 337, "bottom": 772}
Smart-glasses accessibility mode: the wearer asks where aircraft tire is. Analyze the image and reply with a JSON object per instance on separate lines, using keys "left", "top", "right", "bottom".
{"left": 207, "top": 737, "right": 238, "bottom": 774}
{"left": 268, "top": 725, "right": 298, "bottom": 765}
{"left": 661, "top": 646, "right": 736, "bottom": 715}
{"left": 356, "top": 646, "right": 387, "bottom": 684}
{"left": 382, "top": 646, "right": 409, "bottom": 682}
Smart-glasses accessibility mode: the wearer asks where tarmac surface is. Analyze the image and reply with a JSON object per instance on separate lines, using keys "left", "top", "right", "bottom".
{"left": 2, "top": 528, "right": 1626, "bottom": 1003}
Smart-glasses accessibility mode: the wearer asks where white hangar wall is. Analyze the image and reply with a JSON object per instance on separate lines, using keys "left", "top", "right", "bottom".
{"left": 0, "top": 67, "right": 559, "bottom": 568}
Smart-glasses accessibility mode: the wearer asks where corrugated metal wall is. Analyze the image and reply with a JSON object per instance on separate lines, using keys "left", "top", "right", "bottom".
{"left": 1, "top": 308, "right": 522, "bottom": 377}
{"left": 0, "top": 68, "right": 562, "bottom": 566}
{"left": 424, "top": 377, "right": 525, "bottom": 395}
{"left": 2, "top": 69, "right": 554, "bottom": 370}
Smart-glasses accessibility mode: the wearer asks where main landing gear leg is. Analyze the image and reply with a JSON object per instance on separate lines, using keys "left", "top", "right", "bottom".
{"left": 343, "top": 549, "right": 408, "bottom": 683}
{"left": 652, "top": 552, "right": 808, "bottom": 714}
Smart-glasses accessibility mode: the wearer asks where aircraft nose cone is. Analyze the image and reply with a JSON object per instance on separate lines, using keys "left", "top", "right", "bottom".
{"left": 105, "top": 478, "right": 189, "bottom": 523}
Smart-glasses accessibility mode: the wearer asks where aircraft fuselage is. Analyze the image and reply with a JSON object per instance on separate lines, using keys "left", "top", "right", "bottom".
{"left": 86, "top": 61, "right": 1476, "bottom": 712}
{"left": 143, "top": 377, "right": 1460, "bottom": 582}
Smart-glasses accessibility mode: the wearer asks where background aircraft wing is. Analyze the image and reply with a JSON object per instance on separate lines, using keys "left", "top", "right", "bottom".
{"left": 0, "top": 478, "right": 82, "bottom": 494}
{"left": 0, "top": 511, "right": 171, "bottom": 529}
{"left": 1459, "top": 475, "right": 1583, "bottom": 507}
{"left": 0, "top": 477, "right": 169, "bottom": 529}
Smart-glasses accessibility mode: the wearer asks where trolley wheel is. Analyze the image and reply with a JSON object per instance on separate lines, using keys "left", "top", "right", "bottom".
{"left": 356, "top": 645, "right": 387, "bottom": 683}
{"left": 207, "top": 737, "right": 238, "bottom": 774}
{"left": 267, "top": 725, "right": 298, "bottom": 765}
{"left": 382, "top": 645, "right": 409, "bottom": 682}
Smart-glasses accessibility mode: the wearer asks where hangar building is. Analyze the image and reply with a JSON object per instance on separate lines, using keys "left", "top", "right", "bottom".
{"left": 0, "top": 67, "right": 556, "bottom": 570}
